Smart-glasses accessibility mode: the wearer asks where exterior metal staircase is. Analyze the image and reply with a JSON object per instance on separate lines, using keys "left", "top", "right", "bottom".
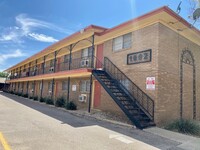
{"left": 92, "top": 57, "right": 155, "bottom": 129}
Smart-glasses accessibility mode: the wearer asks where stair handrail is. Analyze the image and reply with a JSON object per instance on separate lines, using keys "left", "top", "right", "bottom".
{"left": 104, "top": 57, "right": 154, "bottom": 120}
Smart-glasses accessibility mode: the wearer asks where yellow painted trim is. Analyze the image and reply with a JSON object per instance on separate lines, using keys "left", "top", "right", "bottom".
{"left": 0, "top": 132, "right": 11, "bottom": 150}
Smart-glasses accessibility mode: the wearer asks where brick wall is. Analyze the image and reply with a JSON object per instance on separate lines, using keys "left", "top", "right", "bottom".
{"left": 100, "top": 23, "right": 159, "bottom": 121}
{"left": 100, "top": 22, "right": 200, "bottom": 126}
{"left": 157, "top": 23, "right": 200, "bottom": 125}
{"left": 40, "top": 77, "right": 91, "bottom": 110}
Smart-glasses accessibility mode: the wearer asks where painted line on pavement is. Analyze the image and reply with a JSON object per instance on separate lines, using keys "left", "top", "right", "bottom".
{"left": 0, "top": 132, "right": 11, "bottom": 150}
{"left": 109, "top": 134, "right": 133, "bottom": 144}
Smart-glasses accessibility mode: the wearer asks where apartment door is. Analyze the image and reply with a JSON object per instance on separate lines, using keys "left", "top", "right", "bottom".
{"left": 93, "top": 81, "right": 101, "bottom": 108}
{"left": 96, "top": 44, "right": 103, "bottom": 68}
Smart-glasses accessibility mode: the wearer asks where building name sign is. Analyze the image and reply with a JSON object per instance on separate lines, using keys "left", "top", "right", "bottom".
{"left": 127, "top": 49, "right": 152, "bottom": 65}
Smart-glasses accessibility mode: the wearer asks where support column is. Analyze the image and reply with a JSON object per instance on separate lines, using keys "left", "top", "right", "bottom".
{"left": 14, "top": 82, "right": 16, "bottom": 92}
{"left": 33, "top": 80, "right": 36, "bottom": 98}
{"left": 88, "top": 74, "right": 93, "bottom": 113}
{"left": 35, "top": 59, "right": 38, "bottom": 76}
{"left": 26, "top": 81, "right": 29, "bottom": 96}
{"left": 40, "top": 79, "right": 43, "bottom": 98}
{"left": 68, "top": 44, "right": 72, "bottom": 70}
{"left": 28, "top": 62, "right": 31, "bottom": 77}
{"left": 51, "top": 78, "right": 55, "bottom": 100}
{"left": 43, "top": 56, "right": 46, "bottom": 74}
{"left": 54, "top": 51, "right": 57, "bottom": 73}
{"left": 91, "top": 34, "right": 95, "bottom": 68}
{"left": 67, "top": 77, "right": 70, "bottom": 103}
{"left": 19, "top": 66, "right": 21, "bottom": 78}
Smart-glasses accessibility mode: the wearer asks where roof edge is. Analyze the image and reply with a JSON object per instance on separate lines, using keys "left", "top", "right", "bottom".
{"left": 99, "top": 6, "right": 200, "bottom": 36}
{"left": 5, "top": 24, "right": 107, "bottom": 72}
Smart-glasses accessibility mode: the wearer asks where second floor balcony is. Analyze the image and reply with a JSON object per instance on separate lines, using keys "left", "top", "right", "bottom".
{"left": 9, "top": 56, "right": 102, "bottom": 80}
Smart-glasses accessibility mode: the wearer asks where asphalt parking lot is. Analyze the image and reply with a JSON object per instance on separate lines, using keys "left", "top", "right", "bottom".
{"left": 0, "top": 92, "right": 183, "bottom": 150}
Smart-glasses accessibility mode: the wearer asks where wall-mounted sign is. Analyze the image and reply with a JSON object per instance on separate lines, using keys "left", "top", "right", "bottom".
{"left": 72, "top": 85, "right": 76, "bottom": 91}
{"left": 146, "top": 77, "right": 155, "bottom": 90}
{"left": 127, "top": 49, "right": 152, "bottom": 65}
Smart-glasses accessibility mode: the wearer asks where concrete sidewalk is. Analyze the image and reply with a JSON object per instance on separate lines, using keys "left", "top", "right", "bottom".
{"left": 145, "top": 127, "right": 200, "bottom": 150}
{"left": 65, "top": 102, "right": 200, "bottom": 150}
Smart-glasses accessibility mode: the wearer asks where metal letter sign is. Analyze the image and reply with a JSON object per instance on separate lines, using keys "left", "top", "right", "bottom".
{"left": 127, "top": 49, "right": 152, "bottom": 65}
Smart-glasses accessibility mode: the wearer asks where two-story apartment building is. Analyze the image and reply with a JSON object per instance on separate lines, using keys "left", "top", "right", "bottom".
{"left": 5, "top": 6, "right": 200, "bottom": 129}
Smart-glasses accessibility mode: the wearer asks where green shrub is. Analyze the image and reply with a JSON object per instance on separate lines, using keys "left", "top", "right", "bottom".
{"left": 39, "top": 97, "right": 45, "bottom": 103}
{"left": 23, "top": 94, "right": 28, "bottom": 98}
{"left": 29, "top": 96, "right": 33, "bottom": 99}
{"left": 165, "top": 119, "right": 200, "bottom": 136}
{"left": 18, "top": 93, "right": 22, "bottom": 96}
{"left": 33, "top": 96, "right": 38, "bottom": 101}
{"left": 65, "top": 101, "right": 77, "bottom": 110}
{"left": 55, "top": 96, "right": 66, "bottom": 107}
{"left": 10, "top": 91, "right": 14, "bottom": 94}
{"left": 45, "top": 97, "right": 54, "bottom": 105}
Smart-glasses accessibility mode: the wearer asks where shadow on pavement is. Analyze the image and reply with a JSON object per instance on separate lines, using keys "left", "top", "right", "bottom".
{"left": 0, "top": 92, "right": 181, "bottom": 150}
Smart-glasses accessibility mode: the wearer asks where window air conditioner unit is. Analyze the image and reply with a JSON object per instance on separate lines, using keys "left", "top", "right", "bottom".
{"left": 79, "top": 94, "right": 87, "bottom": 102}
{"left": 31, "top": 89, "right": 34, "bottom": 93}
{"left": 32, "top": 71, "right": 35, "bottom": 76}
{"left": 81, "top": 59, "right": 89, "bottom": 67}
{"left": 49, "top": 67, "right": 54, "bottom": 72}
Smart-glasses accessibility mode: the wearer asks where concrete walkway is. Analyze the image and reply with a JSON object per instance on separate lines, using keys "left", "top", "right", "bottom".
{"left": 145, "top": 127, "right": 200, "bottom": 150}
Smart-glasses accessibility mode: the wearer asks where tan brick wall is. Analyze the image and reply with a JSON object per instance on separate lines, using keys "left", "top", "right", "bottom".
{"left": 39, "top": 77, "right": 91, "bottom": 110}
{"left": 101, "top": 23, "right": 159, "bottom": 121}
{"left": 101, "top": 22, "right": 200, "bottom": 126}
{"left": 157, "top": 23, "right": 200, "bottom": 125}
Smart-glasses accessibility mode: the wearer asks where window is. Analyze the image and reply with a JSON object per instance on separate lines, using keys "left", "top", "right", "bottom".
{"left": 39, "top": 82, "right": 42, "bottom": 90}
{"left": 31, "top": 82, "right": 35, "bottom": 90}
{"left": 113, "top": 33, "right": 132, "bottom": 52}
{"left": 64, "top": 55, "right": 70, "bottom": 63}
{"left": 80, "top": 80, "right": 90, "bottom": 92}
{"left": 50, "top": 60, "right": 54, "bottom": 67}
{"left": 81, "top": 47, "right": 92, "bottom": 58}
{"left": 62, "top": 81, "right": 68, "bottom": 90}
{"left": 48, "top": 81, "right": 52, "bottom": 91}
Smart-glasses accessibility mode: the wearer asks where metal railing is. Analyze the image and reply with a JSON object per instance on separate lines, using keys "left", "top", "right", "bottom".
{"left": 104, "top": 57, "right": 154, "bottom": 120}
{"left": 9, "top": 56, "right": 96, "bottom": 79}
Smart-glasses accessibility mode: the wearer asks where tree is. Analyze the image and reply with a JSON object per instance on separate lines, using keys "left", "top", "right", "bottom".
{"left": 188, "top": 0, "right": 200, "bottom": 26}
{"left": 0, "top": 72, "right": 8, "bottom": 78}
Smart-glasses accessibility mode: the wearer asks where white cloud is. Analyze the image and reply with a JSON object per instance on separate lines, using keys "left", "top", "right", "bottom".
{"left": 0, "top": 49, "right": 27, "bottom": 65}
{"left": 28, "top": 33, "right": 58, "bottom": 42}
{"left": 16, "top": 14, "right": 72, "bottom": 34}
{"left": 0, "top": 14, "right": 72, "bottom": 43}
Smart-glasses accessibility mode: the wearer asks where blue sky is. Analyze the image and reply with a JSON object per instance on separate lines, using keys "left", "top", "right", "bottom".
{"left": 0, "top": 0, "right": 199, "bottom": 71}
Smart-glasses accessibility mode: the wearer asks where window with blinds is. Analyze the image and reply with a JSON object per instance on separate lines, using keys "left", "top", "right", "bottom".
{"left": 81, "top": 47, "right": 92, "bottom": 58}
{"left": 62, "top": 81, "right": 68, "bottom": 90}
{"left": 48, "top": 81, "right": 52, "bottom": 91}
{"left": 80, "top": 80, "right": 90, "bottom": 92}
{"left": 113, "top": 33, "right": 132, "bottom": 52}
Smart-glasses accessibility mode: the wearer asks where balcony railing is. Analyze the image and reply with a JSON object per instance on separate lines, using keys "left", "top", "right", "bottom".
{"left": 9, "top": 56, "right": 98, "bottom": 80}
